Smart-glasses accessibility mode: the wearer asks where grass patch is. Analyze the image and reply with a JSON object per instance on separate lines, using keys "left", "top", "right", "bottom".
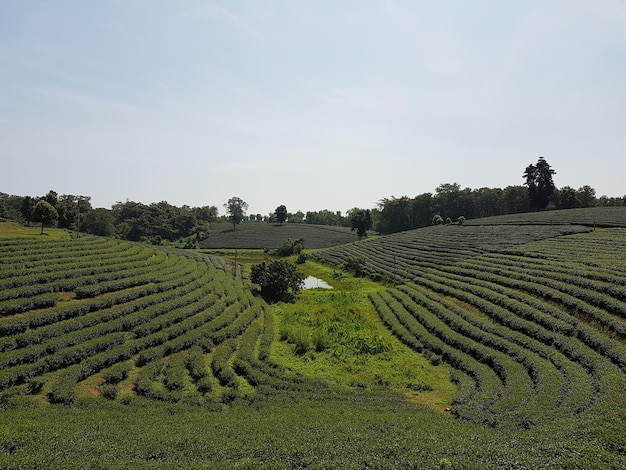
{"left": 0, "top": 222, "right": 70, "bottom": 240}
{"left": 270, "top": 261, "right": 456, "bottom": 409}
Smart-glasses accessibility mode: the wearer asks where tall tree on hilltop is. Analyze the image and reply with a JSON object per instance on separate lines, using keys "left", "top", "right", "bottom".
{"left": 32, "top": 199, "right": 58, "bottom": 234}
{"left": 523, "top": 157, "right": 556, "bottom": 211}
{"left": 224, "top": 197, "right": 248, "bottom": 231}
{"left": 274, "top": 205, "right": 288, "bottom": 224}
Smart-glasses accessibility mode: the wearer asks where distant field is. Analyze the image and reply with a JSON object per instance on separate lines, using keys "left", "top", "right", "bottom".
{"left": 199, "top": 221, "right": 358, "bottom": 249}
{"left": 313, "top": 224, "right": 592, "bottom": 281}
{"left": 465, "top": 205, "right": 626, "bottom": 227}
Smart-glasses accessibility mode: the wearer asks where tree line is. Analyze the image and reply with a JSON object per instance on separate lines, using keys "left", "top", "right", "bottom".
{"left": 1, "top": 158, "right": 624, "bottom": 240}
{"left": 0, "top": 191, "right": 219, "bottom": 244}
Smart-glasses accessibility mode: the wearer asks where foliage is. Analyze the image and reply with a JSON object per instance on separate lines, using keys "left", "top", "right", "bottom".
{"left": 31, "top": 200, "right": 58, "bottom": 234}
{"left": 112, "top": 200, "right": 217, "bottom": 241}
{"left": 274, "top": 205, "right": 288, "bottom": 224}
{"left": 304, "top": 209, "right": 347, "bottom": 226}
{"left": 82, "top": 208, "right": 115, "bottom": 236}
{"left": 343, "top": 257, "right": 366, "bottom": 277}
{"left": 224, "top": 196, "right": 248, "bottom": 231}
{"left": 523, "top": 156, "right": 557, "bottom": 211}
{"left": 432, "top": 214, "right": 444, "bottom": 225}
{"left": 273, "top": 238, "right": 304, "bottom": 257}
{"left": 349, "top": 209, "right": 373, "bottom": 239}
{"left": 250, "top": 260, "right": 305, "bottom": 303}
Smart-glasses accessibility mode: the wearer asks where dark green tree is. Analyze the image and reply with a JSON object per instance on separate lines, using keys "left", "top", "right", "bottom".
{"left": 577, "top": 185, "right": 596, "bottom": 208}
{"left": 250, "top": 260, "right": 305, "bottom": 303}
{"left": 32, "top": 200, "right": 58, "bottom": 234}
{"left": 523, "top": 157, "right": 556, "bottom": 211}
{"left": 44, "top": 190, "right": 58, "bottom": 208}
{"left": 82, "top": 208, "right": 115, "bottom": 236}
{"left": 20, "top": 196, "right": 36, "bottom": 224}
{"left": 555, "top": 186, "right": 578, "bottom": 209}
{"left": 274, "top": 205, "right": 288, "bottom": 224}
{"left": 350, "top": 209, "right": 373, "bottom": 239}
{"left": 224, "top": 197, "right": 248, "bottom": 231}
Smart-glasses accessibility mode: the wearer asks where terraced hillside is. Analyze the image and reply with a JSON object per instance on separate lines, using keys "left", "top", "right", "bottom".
{"left": 0, "top": 236, "right": 328, "bottom": 406}
{"left": 1, "top": 220, "right": 625, "bottom": 467}
{"left": 464, "top": 205, "right": 626, "bottom": 227}
{"left": 314, "top": 225, "right": 626, "bottom": 431}
{"left": 199, "top": 221, "right": 356, "bottom": 249}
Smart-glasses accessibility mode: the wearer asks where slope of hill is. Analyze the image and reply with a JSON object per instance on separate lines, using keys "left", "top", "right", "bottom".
{"left": 198, "top": 221, "right": 357, "bottom": 249}
{"left": 0, "top": 221, "right": 625, "bottom": 468}
{"left": 313, "top": 223, "right": 626, "bottom": 443}
{"left": 465, "top": 205, "right": 626, "bottom": 227}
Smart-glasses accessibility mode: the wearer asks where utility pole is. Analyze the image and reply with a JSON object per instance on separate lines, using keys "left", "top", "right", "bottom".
{"left": 76, "top": 197, "right": 80, "bottom": 239}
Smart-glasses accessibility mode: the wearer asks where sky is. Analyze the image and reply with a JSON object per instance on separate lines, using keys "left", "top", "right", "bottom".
{"left": 1, "top": 1, "right": 625, "bottom": 217}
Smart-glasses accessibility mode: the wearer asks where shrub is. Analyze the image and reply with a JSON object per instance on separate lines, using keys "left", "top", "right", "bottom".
{"left": 343, "top": 257, "right": 366, "bottom": 277}
{"left": 250, "top": 260, "right": 305, "bottom": 303}
{"left": 101, "top": 384, "right": 118, "bottom": 400}
{"left": 275, "top": 238, "right": 304, "bottom": 257}
{"left": 432, "top": 214, "right": 444, "bottom": 225}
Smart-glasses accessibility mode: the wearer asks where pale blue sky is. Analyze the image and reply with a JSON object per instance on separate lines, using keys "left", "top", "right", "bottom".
{"left": 1, "top": 1, "right": 625, "bottom": 216}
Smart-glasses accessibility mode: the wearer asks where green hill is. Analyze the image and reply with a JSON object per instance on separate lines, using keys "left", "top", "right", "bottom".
{"left": 0, "top": 219, "right": 625, "bottom": 468}
{"left": 199, "top": 221, "right": 358, "bottom": 249}
{"left": 465, "top": 205, "right": 626, "bottom": 227}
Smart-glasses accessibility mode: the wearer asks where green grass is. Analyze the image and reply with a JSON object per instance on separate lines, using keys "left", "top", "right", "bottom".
{"left": 0, "top": 221, "right": 70, "bottom": 239}
{"left": 270, "top": 261, "right": 457, "bottom": 409}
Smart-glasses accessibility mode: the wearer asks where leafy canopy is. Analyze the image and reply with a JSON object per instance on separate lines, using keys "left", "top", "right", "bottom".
{"left": 224, "top": 197, "right": 248, "bottom": 230}
{"left": 523, "top": 157, "right": 556, "bottom": 211}
{"left": 274, "top": 205, "right": 288, "bottom": 224}
{"left": 349, "top": 209, "right": 372, "bottom": 239}
{"left": 32, "top": 200, "right": 58, "bottom": 234}
{"left": 250, "top": 260, "right": 305, "bottom": 303}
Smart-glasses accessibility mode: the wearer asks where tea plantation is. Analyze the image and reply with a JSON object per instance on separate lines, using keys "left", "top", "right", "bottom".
{"left": 0, "top": 213, "right": 624, "bottom": 468}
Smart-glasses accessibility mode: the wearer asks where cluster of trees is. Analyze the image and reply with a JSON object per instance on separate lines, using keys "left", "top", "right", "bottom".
{"left": 0, "top": 191, "right": 218, "bottom": 243}
{"left": 373, "top": 158, "right": 624, "bottom": 234}
{"left": 110, "top": 200, "right": 218, "bottom": 243}
{"left": 0, "top": 191, "right": 92, "bottom": 235}
{"left": 2, "top": 158, "right": 624, "bottom": 241}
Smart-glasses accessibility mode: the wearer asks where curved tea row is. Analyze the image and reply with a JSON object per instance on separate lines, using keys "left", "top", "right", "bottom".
{"left": 0, "top": 237, "right": 327, "bottom": 406}
{"left": 319, "top": 227, "right": 626, "bottom": 429}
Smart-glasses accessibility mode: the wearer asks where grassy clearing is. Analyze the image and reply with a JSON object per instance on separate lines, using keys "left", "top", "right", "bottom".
{"left": 270, "top": 260, "right": 457, "bottom": 409}
{"left": 0, "top": 221, "right": 70, "bottom": 240}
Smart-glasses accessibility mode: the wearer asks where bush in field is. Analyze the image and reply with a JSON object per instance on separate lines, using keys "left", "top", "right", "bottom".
{"left": 432, "top": 214, "right": 444, "bottom": 225}
{"left": 250, "top": 260, "right": 305, "bottom": 303}
{"left": 274, "top": 238, "right": 304, "bottom": 257}
{"left": 101, "top": 384, "right": 118, "bottom": 400}
{"left": 343, "top": 257, "right": 366, "bottom": 277}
